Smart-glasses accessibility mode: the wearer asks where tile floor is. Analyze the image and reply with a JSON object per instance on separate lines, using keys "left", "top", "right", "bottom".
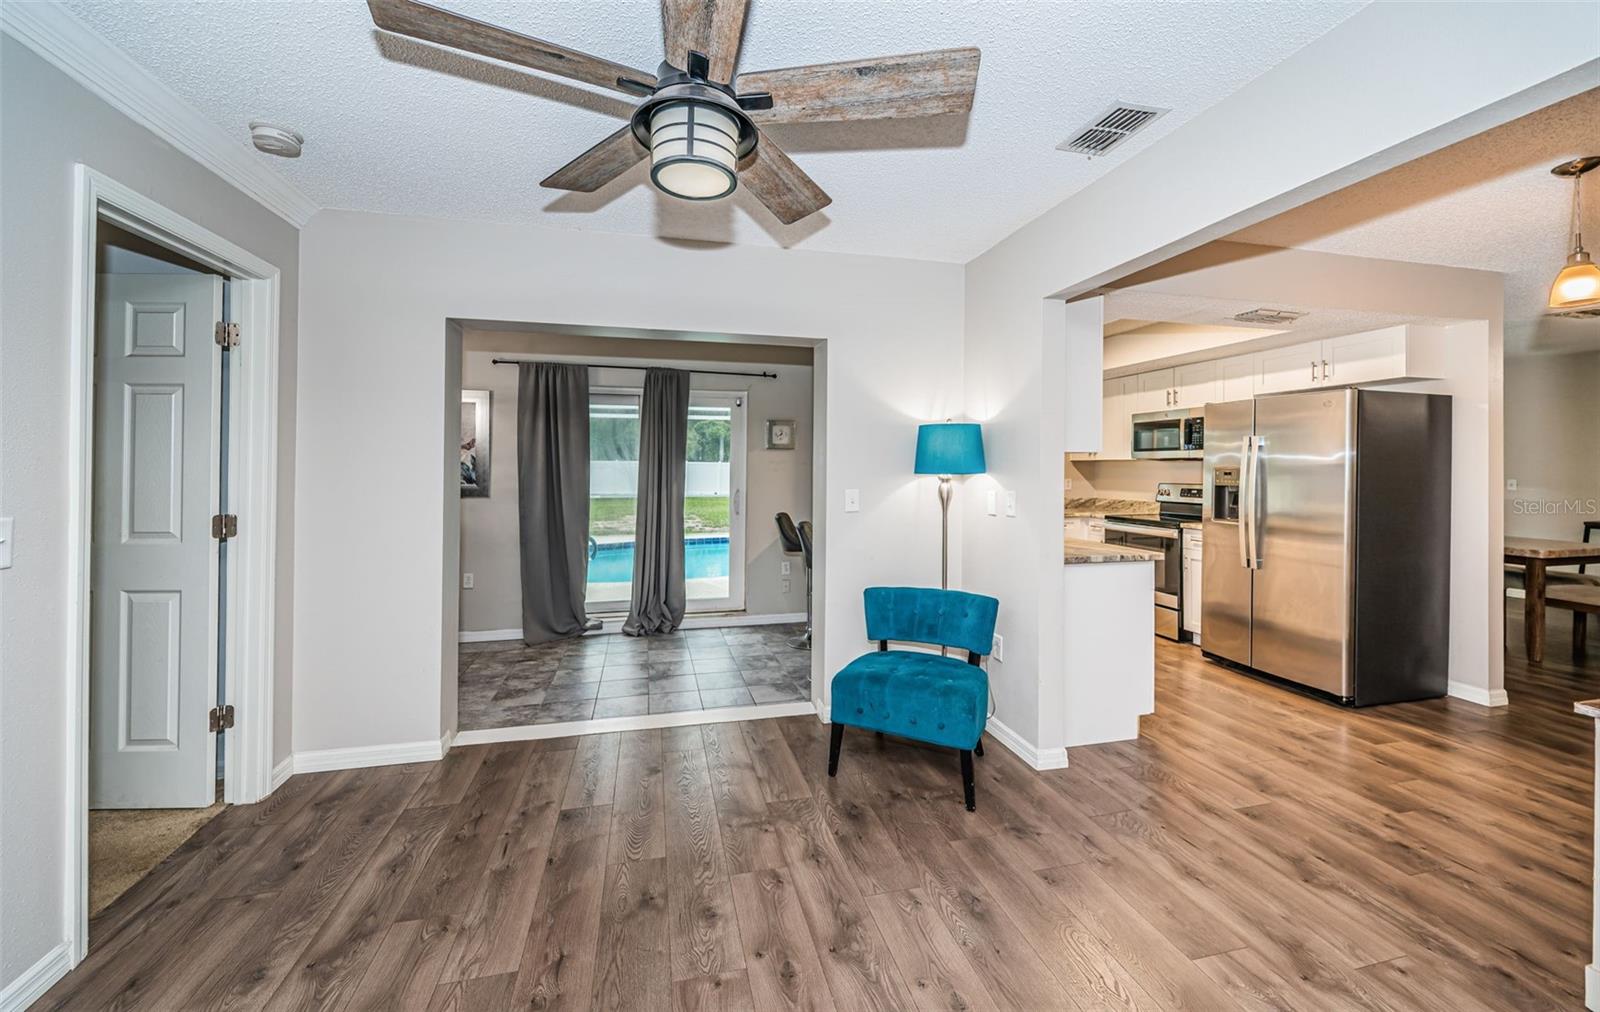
{"left": 458, "top": 623, "right": 812, "bottom": 730}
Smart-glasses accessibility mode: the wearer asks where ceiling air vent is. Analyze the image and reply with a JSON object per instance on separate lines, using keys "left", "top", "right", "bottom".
{"left": 1233, "top": 308, "right": 1308, "bottom": 326}
{"left": 1058, "top": 103, "right": 1168, "bottom": 157}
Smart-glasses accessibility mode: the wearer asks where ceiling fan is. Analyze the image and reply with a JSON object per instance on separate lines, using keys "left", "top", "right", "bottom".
{"left": 367, "top": 0, "right": 980, "bottom": 224}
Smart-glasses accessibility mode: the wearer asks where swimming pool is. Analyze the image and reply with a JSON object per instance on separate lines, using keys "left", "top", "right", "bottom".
{"left": 589, "top": 536, "right": 730, "bottom": 582}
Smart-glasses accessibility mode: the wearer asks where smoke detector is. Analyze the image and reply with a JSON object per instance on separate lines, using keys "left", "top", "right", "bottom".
{"left": 1058, "top": 103, "right": 1167, "bottom": 157}
{"left": 249, "top": 121, "right": 303, "bottom": 158}
{"left": 1233, "top": 308, "right": 1307, "bottom": 326}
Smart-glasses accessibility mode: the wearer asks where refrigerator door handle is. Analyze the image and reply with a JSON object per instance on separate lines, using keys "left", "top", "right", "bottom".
{"left": 1238, "top": 436, "right": 1253, "bottom": 569}
{"left": 1245, "top": 434, "right": 1264, "bottom": 569}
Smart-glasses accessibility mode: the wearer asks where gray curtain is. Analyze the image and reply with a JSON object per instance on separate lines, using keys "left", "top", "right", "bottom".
{"left": 624, "top": 367, "right": 690, "bottom": 635}
{"left": 517, "top": 363, "right": 591, "bottom": 644}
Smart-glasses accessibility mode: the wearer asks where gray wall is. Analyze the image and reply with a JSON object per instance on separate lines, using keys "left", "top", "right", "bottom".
{"left": 1504, "top": 350, "right": 1600, "bottom": 540}
{"left": 0, "top": 35, "right": 300, "bottom": 985}
{"left": 458, "top": 330, "right": 814, "bottom": 633}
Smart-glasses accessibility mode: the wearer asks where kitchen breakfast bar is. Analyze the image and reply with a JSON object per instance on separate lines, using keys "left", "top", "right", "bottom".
{"left": 1060, "top": 537, "right": 1164, "bottom": 748}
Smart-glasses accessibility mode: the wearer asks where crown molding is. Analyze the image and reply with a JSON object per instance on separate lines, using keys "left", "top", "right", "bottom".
{"left": 0, "top": 2, "right": 319, "bottom": 227}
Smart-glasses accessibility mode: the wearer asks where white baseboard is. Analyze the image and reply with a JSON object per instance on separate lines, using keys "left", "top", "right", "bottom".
{"left": 1447, "top": 681, "right": 1510, "bottom": 708}
{"left": 1585, "top": 963, "right": 1599, "bottom": 1010}
{"left": 291, "top": 735, "right": 447, "bottom": 774}
{"left": 270, "top": 755, "right": 294, "bottom": 792}
{"left": 454, "top": 700, "right": 816, "bottom": 747}
{"left": 985, "top": 716, "right": 1069, "bottom": 771}
{"left": 457, "top": 612, "right": 807, "bottom": 644}
{"left": 0, "top": 941, "right": 71, "bottom": 1012}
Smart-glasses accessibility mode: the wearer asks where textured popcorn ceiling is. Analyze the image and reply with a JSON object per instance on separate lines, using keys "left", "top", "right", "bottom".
{"left": 61, "top": 0, "right": 1361, "bottom": 262}
{"left": 1234, "top": 89, "right": 1600, "bottom": 357}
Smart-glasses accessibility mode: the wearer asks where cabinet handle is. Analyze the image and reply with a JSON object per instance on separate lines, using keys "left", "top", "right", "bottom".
{"left": 1311, "top": 360, "right": 1318, "bottom": 384}
{"left": 1321, "top": 359, "right": 1329, "bottom": 381}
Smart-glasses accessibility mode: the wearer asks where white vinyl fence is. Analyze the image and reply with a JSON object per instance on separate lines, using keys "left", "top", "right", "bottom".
{"left": 592, "top": 460, "right": 730, "bottom": 498}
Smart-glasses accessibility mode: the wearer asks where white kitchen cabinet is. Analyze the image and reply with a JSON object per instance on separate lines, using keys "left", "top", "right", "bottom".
{"left": 1086, "top": 519, "right": 1105, "bottom": 543}
{"left": 1324, "top": 326, "right": 1408, "bottom": 386}
{"left": 1102, "top": 377, "right": 1133, "bottom": 459}
{"left": 1219, "top": 353, "right": 1256, "bottom": 403}
{"left": 1182, "top": 528, "right": 1203, "bottom": 638}
{"left": 1173, "top": 360, "right": 1220, "bottom": 409}
{"left": 1064, "top": 517, "right": 1108, "bottom": 543}
{"left": 1255, "top": 339, "right": 1325, "bottom": 394}
{"left": 1135, "top": 368, "right": 1176, "bottom": 413}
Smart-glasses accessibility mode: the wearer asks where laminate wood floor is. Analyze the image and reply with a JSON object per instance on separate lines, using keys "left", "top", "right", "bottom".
{"left": 44, "top": 612, "right": 1596, "bottom": 1009}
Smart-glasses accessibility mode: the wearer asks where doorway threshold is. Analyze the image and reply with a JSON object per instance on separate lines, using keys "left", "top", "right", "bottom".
{"left": 458, "top": 610, "right": 807, "bottom": 643}
{"left": 453, "top": 699, "right": 817, "bottom": 747}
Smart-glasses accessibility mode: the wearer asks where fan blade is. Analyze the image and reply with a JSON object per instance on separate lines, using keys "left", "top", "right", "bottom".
{"left": 660, "top": 0, "right": 750, "bottom": 82}
{"left": 740, "top": 131, "right": 831, "bottom": 225}
{"left": 540, "top": 126, "right": 647, "bottom": 192}
{"left": 369, "top": 0, "right": 656, "bottom": 96}
{"left": 737, "top": 48, "right": 980, "bottom": 123}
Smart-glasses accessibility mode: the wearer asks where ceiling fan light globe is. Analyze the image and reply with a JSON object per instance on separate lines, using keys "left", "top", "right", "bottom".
{"left": 648, "top": 100, "right": 739, "bottom": 201}
{"left": 1549, "top": 251, "right": 1600, "bottom": 309}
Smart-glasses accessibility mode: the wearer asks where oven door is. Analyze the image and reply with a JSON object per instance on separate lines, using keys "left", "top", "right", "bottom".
{"left": 1103, "top": 522, "right": 1181, "bottom": 607}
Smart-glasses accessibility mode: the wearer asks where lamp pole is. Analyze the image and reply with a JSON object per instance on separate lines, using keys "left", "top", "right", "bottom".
{"left": 938, "top": 475, "right": 953, "bottom": 590}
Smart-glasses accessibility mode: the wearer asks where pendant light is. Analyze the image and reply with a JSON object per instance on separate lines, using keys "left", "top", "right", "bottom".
{"left": 1548, "top": 156, "right": 1600, "bottom": 311}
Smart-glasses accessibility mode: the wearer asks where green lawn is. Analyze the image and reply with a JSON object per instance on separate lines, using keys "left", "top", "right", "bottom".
{"left": 590, "top": 496, "right": 729, "bottom": 535}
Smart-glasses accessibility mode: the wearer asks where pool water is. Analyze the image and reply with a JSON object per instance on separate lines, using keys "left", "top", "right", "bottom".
{"left": 589, "top": 537, "right": 729, "bottom": 582}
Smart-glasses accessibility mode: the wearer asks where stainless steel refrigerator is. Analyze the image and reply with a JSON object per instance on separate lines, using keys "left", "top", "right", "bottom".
{"left": 1201, "top": 388, "right": 1452, "bottom": 705}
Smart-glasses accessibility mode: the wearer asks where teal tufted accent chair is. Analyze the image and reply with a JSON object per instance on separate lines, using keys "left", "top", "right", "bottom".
{"left": 828, "top": 587, "right": 1000, "bottom": 811}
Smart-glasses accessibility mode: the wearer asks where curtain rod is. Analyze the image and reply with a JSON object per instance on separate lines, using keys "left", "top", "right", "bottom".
{"left": 491, "top": 358, "right": 776, "bottom": 379}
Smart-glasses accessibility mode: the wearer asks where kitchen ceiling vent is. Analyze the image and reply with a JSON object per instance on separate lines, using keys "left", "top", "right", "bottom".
{"left": 1233, "top": 308, "right": 1308, "bottom": 326}
{"left": 1057, "top": 103, "right": 1168, "bottom": 157}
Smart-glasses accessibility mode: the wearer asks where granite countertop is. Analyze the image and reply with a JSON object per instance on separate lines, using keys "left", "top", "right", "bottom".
{"left": 1063, "top": 497, "right": 1158, "bottom": 518}
{"left": 1575, "top": 700, "right": 1600, "bottom": 719}
{"left": 1063, "top": 537, "right": 1164, "bottom": 565}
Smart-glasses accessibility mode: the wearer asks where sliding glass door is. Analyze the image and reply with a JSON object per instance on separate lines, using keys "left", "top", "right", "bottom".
{"left": 584, "top": 387, "right": 746, "bottom": 614}
{"left": 587, "top": 391, "right": 640, "bottom": 610}
{"left": 685, "top": 391, "right": 746, "bottom": 612}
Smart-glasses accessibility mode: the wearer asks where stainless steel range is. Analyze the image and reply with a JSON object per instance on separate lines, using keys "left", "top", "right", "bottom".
{"left": 1102, "top": 483, "right": 1202, "bottom": 641}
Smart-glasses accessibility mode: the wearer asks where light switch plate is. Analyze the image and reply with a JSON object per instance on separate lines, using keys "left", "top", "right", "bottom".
{"left": 781, "top": 579, "right": 791, "bottom": 594}
{"left": 1004, "top": 491, "right": 1018, "bottom": 517}
{"left": 0, "top": 517, "right": 11, "bottom": 570}
{"left": 462, "top": 572, "right": 474, "bottom": 589}
{"left": 985, "top": 490, "right": 997, "bottom": 516}
{"left": 781, "top": 560, "right": 792, "bottom": 575}
{"left": 991, "top": 633, "right": 1004, "bottom": 662}
{"left": 1506, "top": 478, "right": 1518, "bottom": 491}
{"left": 844, "top": 489, "right": 860, "bottom": 513}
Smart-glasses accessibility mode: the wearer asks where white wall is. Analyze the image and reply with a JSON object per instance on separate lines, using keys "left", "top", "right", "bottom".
{"left": 0, "top": 35, "right": 300, "bottom": 993}
{"left": 1505, "top": 351, "right": 1600, "bottom": 540}
{"left": 456, "top": 338, "right": 814, "bottom": 634}
{"left": 962, "top": 2, "right": 1596, "bottom": 758}
{"left": 294, "top": 210, "right": 962, "bottom": 755}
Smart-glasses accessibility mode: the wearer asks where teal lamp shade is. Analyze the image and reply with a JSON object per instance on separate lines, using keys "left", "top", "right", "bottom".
{"left": 915, "top": 422, "right": 986, "bottom": 476}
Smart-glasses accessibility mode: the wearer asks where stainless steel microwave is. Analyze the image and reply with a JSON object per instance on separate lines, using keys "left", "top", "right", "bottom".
{"left": 1131, "top": 408, "right": 1204, "bottom": 459}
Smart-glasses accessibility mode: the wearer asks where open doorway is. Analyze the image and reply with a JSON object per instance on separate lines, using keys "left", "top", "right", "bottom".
{"left": 453, "top": 324, "right": 817, "bottom": 735}
{"left": 65, "top": 169, "right": 283, "bottom": 965}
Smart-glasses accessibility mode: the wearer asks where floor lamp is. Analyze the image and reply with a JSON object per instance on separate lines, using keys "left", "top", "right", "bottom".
{"left": 914, "top": 422, "right": 986, "bottom": 590}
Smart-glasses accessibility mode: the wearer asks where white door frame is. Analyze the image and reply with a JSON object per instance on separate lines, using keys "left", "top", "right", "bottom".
{"left": 685, "top": 388, "right": 747, "bottom": 613}
{"left": 65, "top": 165, "right": 281, "bottom": 964}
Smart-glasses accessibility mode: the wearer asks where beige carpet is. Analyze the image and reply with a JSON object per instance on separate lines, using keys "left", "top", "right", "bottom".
{"left": 89, "top": 799, "right": 224, "bottom": 916}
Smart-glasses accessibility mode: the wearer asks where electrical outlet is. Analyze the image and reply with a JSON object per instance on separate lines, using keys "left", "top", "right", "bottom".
{"left": 985, "top": 489, "right": 997, "bottom": 516}
{"left": 844, "top": 488, "right": 860, "bottom": 513}
{"left": 0, "top": 517, "right": 12, "bottom": 570}
{"left": 991, "top": 633, "right": 1004, "bottom": 662}
{"left": 781, "top": 560, "right": 792, "bottom": 575}
{"left": 1005, "top": 491, "right": 1018, "bottom": 517}
{"left": 1064, "top": 478, "right": 1072, "bottom": 490}
{"left": 462, "top": 572, "right": 474, "bottom": 589}
{"left": 782, "top": 578, "right": 792, "bottom": 594}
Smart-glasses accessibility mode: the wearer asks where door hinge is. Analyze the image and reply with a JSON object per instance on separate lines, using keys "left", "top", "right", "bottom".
{"left": 215, "top": 321, "right": 240, "bottom": 348}
{"left": 209, "top": 704, "right": 235, "bottom": 732}
{"left": 211, "top": 513, "right": 238, "bottom": 540}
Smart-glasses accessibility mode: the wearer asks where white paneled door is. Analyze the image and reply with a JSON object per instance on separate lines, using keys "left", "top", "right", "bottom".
{"left": 91, "top": 274, "right": 223, "bottom": 808}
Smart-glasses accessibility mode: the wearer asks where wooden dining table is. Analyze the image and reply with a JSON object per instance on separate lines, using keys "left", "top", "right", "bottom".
{"left": 1506, "top": 537, "right": 1600, "bottom": 663}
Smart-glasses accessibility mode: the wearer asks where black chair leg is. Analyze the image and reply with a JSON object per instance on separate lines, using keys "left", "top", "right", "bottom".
{"left": 959, "top": 749, "right": 976, "bottom": 812}
{"left": 828, "top": 723, "right": 844, "bottom": 777}
{"left": 974, "top": 739, "right": 984, "bottom": 758}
